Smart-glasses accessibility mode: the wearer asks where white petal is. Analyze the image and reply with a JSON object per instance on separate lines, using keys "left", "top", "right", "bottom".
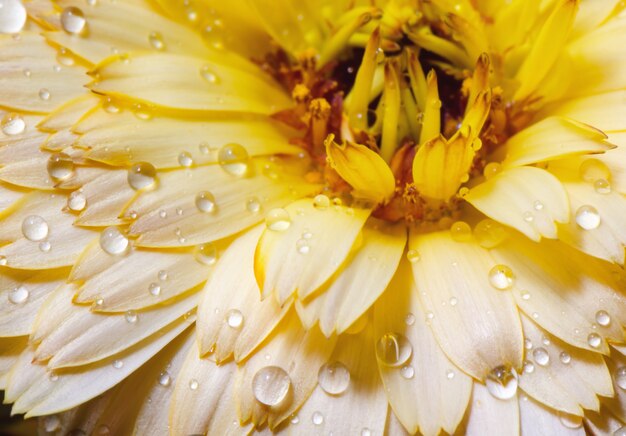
{"left": 462, "top": 383, "right": 519, "bottom": 436}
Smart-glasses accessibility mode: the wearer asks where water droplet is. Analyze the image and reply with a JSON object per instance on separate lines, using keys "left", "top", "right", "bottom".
{"left": 449, "top": 296, "right": 458, "bottom": 306}
{"left": 558, "top": 411, "right": 583, "bottom": 429}
{"left": 178, "top": 151, "right": 193, "bottom": 167}
{"left": 266, "top": 208, "right": 291, "bottom": 231}
{"left": 533, "top": 200, "right": 544, "bottom": 211}
{"left": 615, "top": 367, "right": 626, "bottom": 390}
{"left": 125, "top": 310, "right": 137, "bottom": 323}
{"left": 533, "top": 347, "right": 550, "bottom": 366}
{"left": 406, "top": 249, "right": 420, "bottom": 263}
{"left": 200, "top": 65, "right": 220, "bottom": 84}
{"left": 148, "top": 31, "right": 165, "bottom": 50}
{"left": 318, "top": 361, "right": 350, "bottom": 395}
{"left": 1, "top": 112, "right": 25, "bottom": 135}
{"left": 128, "top": 162, "right": 157, "bottom": 190}
{"left": 361, "top": 428, "right": 372, "bottom": 436}
{"left": 311, "top": 411, "right": 324, "bottom": 426}
{"left": 375, "top": 333, "right": 412, "bottom": 367}
{"left": 485, "top": 365, "right": 518, "bottom": 400}
{"left": 523, "top": 360, "right": 535, "bottom": 374}
{"left": 595, "top": 310, "right": 611, "bottom": 326}
{"left": 103, "top": 97, "right": 119, "bottom": 113}
{"left": 39, "top": 241, "right": 51, "bottom": 252}
{"left": 112, "top": 359, "right": 123, "bottom": 369}
{"left": 587, "top": 332, "right": 602, "bottom": 348}
{"left": 0, "top": 0, "right": 27, "bottom": 34}
{"left": 524, "top": 338, "right": 533, "bottom": 349}
{"left": 246, "top": 196, "right": 261, "bottom": 213}
{"left": 43, "top": 415, "right": 60, "bottom": 432}
{"left": 450, "top": 221, "right": 472, "bottom": 242}
{"left": 400, "top": 365, "right": 414, "bottom": 379}
{"left": 149, "top": 282, "right": 161, "bottom": 296}
{"left": 252, "top": 366, "right": 291, "bottom": 406}
{"left": 488, "top": 265, "right": 515, "bottom": 290}
{"left": 404, "top": 313, "right": 415, "bottom": 326}
{"left": 158, "top": 371, "right": 171, "bottom": 387}
{"left": 519, "top": 290, "right": 530, "bottom": 300}
{"left": 296, "top": 238, "right": 310, "bottom": 254}
{"left": 559, "top": 351, "right": 571, "bottom": 364}
{"left": 189, "top": 379, "right": 199, "bottom": 390}
{"left": 99, "top": 227, "right": 129, "bottom": 255}
{"left": 579, "top": 159, "right": 610, "bottom": 183}
{"left": 47, "top": 152, "right": 74, "bottom": 181}
{"left": 8, "top": 285, "right": 28, "bottom": 304}
{"left": 195, "top": 191, "right": 216, "bottom": 213}
{"left": 195, "top": 243, "right": 218, "bottom": 265}
{"left": 594, "top": 178, "right": 611, "bottom": 194}
{"left": 483, "top": 162, "right": 501, "bottom": 180}
{"left": 38, "top": 88, "right": 51, "bottom": 101}
{"left": 68, "top": 190, "right": 87, "bottom": 211}
{"left": 474, "top": 219, "right": 507, "bottom": 248}
{"left": 522, "top": 211, "right": 534, "bottom": 222}
{"left": 22, "top": 215, "right": 49, "bottom": 241}
{"left": 290, "top": 415, "right": 300, "bottom": 424}
{"left": 218, "top": 143, "right": 249, "bottom": 177}
{"left": 446, "top": 369, "right": 455, "bottom": 379}
{"left": 313, "top": 194, "right": 330, "bottom": 210}
{"left": 575, "top": 205, "right": 601, "bottom": 230}
{"left": 0, "top": 255, "right": 8, "bottom": 266}
{"left": 226, "top": 309, "right": 243, "bottom": 329}
{"left": 158, "top": 270, "right": 168, "bottom": 281}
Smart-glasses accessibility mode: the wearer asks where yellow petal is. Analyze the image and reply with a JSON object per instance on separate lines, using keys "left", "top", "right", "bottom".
{"left": 541, "top": 91, "right": 626, "bottom": 133}
{"left": 374, "top": 261, "right": 472, "bottom": 436}
{"left": 461, "top": 383, "right": 520, "bottom": 434}
{"left": 256, "top": 198, "right": 371, "bottom": 304}
{"left": 409, "top": 230, "right": 524, "bottom": 380}
{"left": 604, "top": 350, "right": 626, "bottom": 422}
{"left": 519, "top": 394, "right": 584, "bottom": 436}
{"left": 465, "top": 166, "right": 570, "bottom": 241}
{"left": 325, "top": 134, "right": 395, "bottom": 204}
{"left": 0, "top": 336, "right": 27, "bottom": 389}
{"left": 584, "top": 408, "right": 624, "bottom": 436}
{"left": 74, "top": 170, "right": 137, "bottom": 227}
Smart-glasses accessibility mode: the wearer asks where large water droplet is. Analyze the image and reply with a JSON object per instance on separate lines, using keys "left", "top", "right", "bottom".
{"left": 483, "top": 162, "right": 502, "bottom": 180}
{"left": 195, "top": 243, "right": 218, "bottom": 265}
{"left": 266, "top": 208, "right": 291, "bottom": 231}
{"left": 595, "top": 310, "right": 611, "bottom": 327}
{"left": 313, "top": 194, "right": 330, "bottom": 210}
{"left": 0, "top": 0, "right": 26, "bottom": 34}
{"left": 401, "top": 365, "right": 415, "bottom": 379}
{"left": 47, "top": 152, "right": 74, "bottom": 181}
{"left": 1, "top": 112, "right": 25, "bottom": 135}
{"left": 575, "top": 205, "right": 601, "bottom": 230}
{"left": 218, "top": 143, "right": 249, "bottom": 177}
{"left": 533, "top": 347, "right": 550, "bottom": 366}
{"left": 99, "top": 227, "right": 129, "bottom": 255}
{"left": 587, "top": 332, "right": 602, "bottom": 348}
{"left": 474, "top": 219, "right": 507, "bottom": 248}
{"left": 128, "top": 162, "right": 157, "bottom": 190}
{"left": 148, "top": 31, "right": 165, "bottom": 50}
{"left": 195, "top": 191, "right": 216, "bottom": 213}
{"left": 67, "top": 190, "right": 87, "bottom": 211}
{"left": 8, "top": 285, "right": 28, "bottom": 304}
{"left": 252, "top": 366, "right": 291, "bottom": 406}
{"left": 450, "top": 221, "right": 472, "bottom": 242}
{"left": 225, "top": 309, "right": 243, "bottom": 329}
{"left": 22, "top": 215, "right": 49, "bottom": 241}
{"left": 579, "top": 158, "right": 610, "bottom": 183}
{"left": 488, "top": 265, "right": 515, "bottom": 290}
{"left": 375, "top": 333, "right": 412, "bottom": 367}
{"left": 615, "top": 367, "right": 626, "bottom": 390}
{"left": 317, "top": 361, "right": 350, "bottom": 395}
{"left": 61, "top": 6, "right": 86, "bottom": 34}
{"left": 485, "top": 365, "right": 518, "bottom": 400}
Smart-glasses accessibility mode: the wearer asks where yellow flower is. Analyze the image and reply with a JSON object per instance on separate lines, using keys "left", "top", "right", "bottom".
{"left": 1, "top": 0, "right": 626, "bottom": 434}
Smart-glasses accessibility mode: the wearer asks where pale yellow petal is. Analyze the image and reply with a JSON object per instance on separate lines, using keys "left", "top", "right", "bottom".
{"left": 0, "top": 183, "right": 25, "bottom": 214}
{"left": 74, "top": 170, "right": 137, "bottom": 227}
{"left": 0, "top": 336, "right": 28, "bottom": 389}
{"left": 604, "top": 348, "right": 626, "bottom": 422}
{"left": 584, "top": 408, "right": 625, "bottom": 436}
{"left": 461, "top": 382, "right": 520, "bottom": 435}
{"left": 256, "top": 198, "right": 371, "bottom": 304}
{"left": 519, "top": 394, "right": 585, "bottom": 436}
{"left": 409, "top": 230, "right": 524, "bottom": 380}
{"left": 541, "top": 91, "right": 626, "bottom": 133}
{"left": 465, "top": 166, "right": 569, "bottom": 241}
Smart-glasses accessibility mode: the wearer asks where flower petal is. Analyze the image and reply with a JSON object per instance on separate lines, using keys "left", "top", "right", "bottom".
{"left": 604, "top": 349, "right": 626, "bottom": 423}
{"left": 74, "top": 170, "right": 137, "bottom": 227}
{"left": 519, "top": 394, "right": 585, "bottom": 436}
{"left": 460, "top": 382, "right": 519, "bottom": 434}
{"left": 409, "top": 230, "right": 524, "bottom": 380}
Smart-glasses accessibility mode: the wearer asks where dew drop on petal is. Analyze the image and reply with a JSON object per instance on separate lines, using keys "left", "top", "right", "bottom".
{"left": 39, "top": 241, "right": 51, "bottom": 252}
{"left": 559, "top": 351, "right": 571, "bottom": 364}
{"left": 595, "top": 310, "right": 611, "bottom": 326}
{"left": 99, "top": 227, "right": 129, "bottom": 255}
{"left": 1, "top": 112, "right": 25, "bottom": 135}
{"left": 200, "top": 65, "right": 219, "bottom": 84}
{"left": 148, "top": 31, "right": 165, "bottom": 50}
{"left": 532, "top": 347, "right": 550, "bottom": 366}
{"left": 317, "top": 361, "right": 350, "bottom": 395}
{"left": 189, "top": 379, "right": 199, "bottom": 390}
{"left": 38, "top": 88, "right": 51, "bottom": 101}
{"left": 483, "top": 162, "right": 501, "bottom": 180}
{"left": 579, "top": 159, "right": 610, "bottom": 183}
{"left": 218, "top": 143, "right": 249, "bottom": 177}
{"left": 523, "top": 360, "right": 535, "bottom": 374}
{"left": 246, "top": 196, "right": 261, "bottom": 213}
{"left": 112, "top": 359, "right": 123, "bottom": 369}
{"left": 61, "top": 6, "right": 86, "bottom": 34}
{"left": 406, "top": 249, "right": 420, "bottom": 263}
{"left": 533, "top": 200, "right": 544, "bottom": 211}
{"left": 485, "top": 365, "right": 518, "bottom": 400}
{"left": 22, "top": 215, "right": 49, "bottom": 241}
{"left": 252, "top": 366, "right": 291, "bottom": 406}
{"left": 404, "top": 313, "right": 415, "bottom": 326}
{"left": 225, "top": 309, "right": 243, "bottom": 329}
{"left": 296, "top": 238, "right": 310, "bottom": 254}
{"left": 311, "top": 411, "right": 324, "bottom": 426}
{"left": 96, "top": 425, "right": 110, "bottom": 435}
{"left": 587, "top": 332, "right": 602, "bottom": 348}
{"left": 615, "top": 367, "right": 626, "bottom": 390}
{"left": 575, "top": 205, "right": 601, "bottom": 230}
{"left": 474, "top": 219, "right": 507, "bottom": 248}
{"left": 488, "top": 265, "right": 515, "bottom": 290}
{"left": 47, "top": 152, "right": 74, "bottom": 181}
{"left": 68, "top": 190, "right": 87, "bottom": 211}
{"left": 450, "top": 221, "right": 472, "bottom": 242}
{"left": 158, "top": 270, "right": 168, "bottom": 281}
{"left": 158, "top": 371, "right": 171, "bottom": 387}
{"left": 594, "top": 178, "right": 611, "bottom": 194}
{"left": 558, "top": 412, "right": 583, "bottom": 429}
{"left": 265, "top": 208, "right": 291, "bottom": 231}
{"left": 0, "top": 0, "right": 27, "bottom": 34}
{"left": 149, "top": 282, "right": 161, "bottom": 296}
{"left": 195, "top": 243, "right": 218, "bottom": 265}
{"left": 128, "top": 162, "right": 157, "bottom": 190}
{"left": 375, "top": 333, "right": 412, "bottom": 367}
{"left": 195, "top": 191, "right": 217, "bottom": 213}
{"left": 400, "top": 365, "right": 415, "bottom": 379}
{"left": 313, "top": 194, "right": 330, "bottom": 210}
{"left": 125, "top": 310, "right": 138, "bottom": 323}
{"left": 178, "top": 151, "right": 193, "bottom": 167}
{"left": 290, "top": 415, "right": 299, "bottom": 424}
{"left": 8, "top": 285, "right": 28, "bottom": 304}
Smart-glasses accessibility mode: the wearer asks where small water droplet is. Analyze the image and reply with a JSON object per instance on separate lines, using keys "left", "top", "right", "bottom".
{"left": 61, "top": 6, "right": 86, "bottom": 34}
{"left": 158, "top": 371, "right": 171, "bottom": 387}
{"left": 47, "top": 152, "right": 74, "bottom": 181}
{"left": 522, "top": 211, "right": 534, "bottom": 222}
{"left": 38, "top": 88, "right": 51, "bottom": 101}
{"left": 587, "top": 332, "right": 602, "bottom": 348}
{"left": 1, "top": 112, "right": 25, "bottom": 135}
{"left": 488, "top": 265, "right": 515, "bottom": 290}
{"left": 533, "top": 347, "right": 550, "bottom": 366}
{"left": 112, "top": 359, "right": 123, "bottom": 369}
{"left": 159, "top": 209, "right": 167, "bottom": 219}
{"left": 558, "top": 411, "right": 583, "bottom": 429}
{"left": 195, "top": 191, "right": 217, "bottom": 213}
{"left": 485, "top": 365, "right": 518, "bottom": 400}
{"left": 474, "top": 219, "right": 507, "bottom": 248}
{"left": 318, "top": 361, "right": 350, "bottom": 395}
{"left": 178, "top": 151, "right": 193, "bottom": 167}
{"left": 311, "top": 411, "right": 324, "bottom": 426}
{"left": 158, "top": 270, "right": 168, "bottom": 281}
{"left": 575, "top": 205, "right": 601, "bottom": 230}
{"left": 524, "top": 338, "right": 533, "bottom": 349}
{"left": 449, "top": 296, "right": 458, "bottom": 306}
{"left": 450, "top": 221, "right": 472, "bottom": 242}
{"left": 615, "top": 367, "right": 626, "bottom": 390}
{"left": 400, "top": 365, "right": 414, "bottom": 379}
{"left": 533, "top": 200, "right": 544, "bottom": 211}
{"left": 523, "top": 360, "right": 535, "bottom": 374}
{"left": 446, "top": 369, "right": 455, "bottom": 379}
{"left": 361, "top": 428, "right": 372, "bottom": 436}
{"left": 103, "top": 97, "right": 119, "bottom": 113}
{"left": 218, "top": 143, "right": 249, "bottom": 177}
{"left": 594, "top": 178, "right": 611, "bottom": 194}
{"left": 376, "top": 333, "right": 412, "bottom": 367}
{"left": 39, "top": 241, "right": 51, "bottom": 252}
{"left": 313, "top": 194, "right": 330, "bottom": 210}
{"left": 195, "top": 243, "right": 218, "bottom": 265}
{"left": 595, "top": 310, "right": 611, "bottom": 326}
{"left": 404, "top": 313, "right": 415, "bottom": 326}
{"left": 99, "top": 227, "right": 129, "bottom": 255}
{"left": 200, "top": 65, "right": 220, "bottom": 84}
{"left": 225, "top": 309, "right": 243, "bottom": 329}
{"left": 0, "top": 255, "right": 7, "bottom": 266}
{"left": 128, "top": 162, "right": 157, "bottom": 190}
{"left": 68, "top": 190, "right": 87, "bottom": 211}
{"left": 406, "top": 249, "right": 420, "bottom": 263}
{"left": 189, "top": 379, "right": 199, "bottom": 390}
{"left": 125, "top": 310, "right": 138, "bottom": 323}
{"left": 483, "top": 162, "right": 502, "bottom": 180}
{"left": 246, "top": 196, "right": 261, "bottom": 213}
{"left": 290, "top": 415, "right": 300, "bottom": 424}
{"left": 149, "top": 282, "right": 161, "bottom": 296}
{"left": 8, "top": 285, "right": 28, "bottom": 304}
{"left": 252, "top": 366, "right": 291, "bottom": 406}
{"left": 295, "top": 238, "right": 310, "bottom": 254}
{"left": 265, "top": 208, "right": 291, "bottom": 231}
{"left": 43, "top": 415, "right": 60, "bottom": 432}
{"left": 0, "top": 0, "right": 27, "bottom": 34}
{"left": 22, "top": 215, "right": 49, "bottom": 241}
{"left": 148, "top": 31, "right": 165, "bottom": 50}
{"left": 559, "top": 351, "right": 571, "bottom": 364}
{"left": 520, "top": 290, "right": 530, "bottom": 300}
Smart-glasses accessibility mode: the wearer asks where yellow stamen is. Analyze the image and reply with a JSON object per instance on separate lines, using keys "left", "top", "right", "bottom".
{"left": 380, "top": 61, "right": 401, "bottom": 163}
{"left": 347, "top": 28, "right": 381, "bottom": 131}
{"left": 419, "top": 70, "right": 441, "bottom": 145}
{"left": 406, "top": 48, "right": 428, "bottom": 112}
